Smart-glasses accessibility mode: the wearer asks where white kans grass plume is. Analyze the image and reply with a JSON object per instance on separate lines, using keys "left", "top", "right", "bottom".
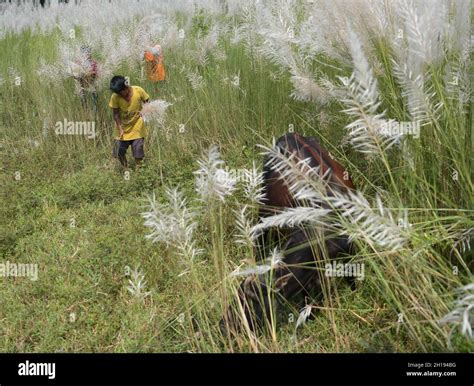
{"left": 338, "top": 26, "right": 403, "bottom": 156}
{"left": 391, "top": 61, "right": 443, "bottom": 127}
{"left": 339, "top": 92, "right": 402, "bottom": 155}
{"left": 250, "top": 207, "right": 331, "bottom": 240}
{"left": 250, "top": 0, "right": 335, "bottom": 105}
{"left": 389, "top": 0, "right": 469, "bottom": 125}
{"left": 186, "top": 69, "right": 206, "bottom": 90}
{"left": 127, "top": 266, "right": 152, "bottom": 301}
{"left": 395, "top": 0, "right": 448, "bottom": 76}
{"left": 142, "top": 188, "right": 201, "bottom": 261}
{"left": 445, "top": 57, "right": 471, "bottom": 106}
{"left": 194, "top": 145, "right": 236, "bottom": 202}
{"left": 291, "top": 304, "right": 313, "bottom": 343}
{"left": 295, "top": 304, "right": 313, "bottom": 330}
{"left": 234, "top": 205, "right": 254, "bottom": 247}
{"left": 328, "top": 191, "right": 408, "bottom": 252}
{"left": 242, "top": 162, "right": 266, "bottom": 204}
{"left": 444, "top": 0, "right": 471, "bottom": 105}
{"left": 345, "top": 25, "right": 379, "bottom": 104}
{"left": 439, "top": 284, "right": 474, "bottom": 344}
{"left": 230, "top": 248, "right": 284, "bottom": 278}
{"left": 289, "top": 70, "right": 331, "bottom": 104}
{"left": 231, "top": 3, "right": 262, "bottom": 57}
{"left": 192, "top": 24, "right": 223, "bottom": 66}
{"left": 141, "top": 100, "right": 172, "bottom": 125}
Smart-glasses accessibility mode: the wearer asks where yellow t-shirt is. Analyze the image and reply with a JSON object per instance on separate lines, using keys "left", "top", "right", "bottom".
{"left": 108, "top": 86, "right": 150, "bottom": 140}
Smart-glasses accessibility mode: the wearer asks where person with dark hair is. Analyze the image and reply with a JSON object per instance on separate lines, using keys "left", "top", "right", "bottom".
{"left": 108, "top": 76, "right": 150, "bottom": 170}
{"left": 73, "top": 45, "right": 98, "bottom": 112}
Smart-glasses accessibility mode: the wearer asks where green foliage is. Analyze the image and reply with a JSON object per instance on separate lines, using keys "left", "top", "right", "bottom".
{"left": 191, "top": 7, "right": 212, "bottom": 37}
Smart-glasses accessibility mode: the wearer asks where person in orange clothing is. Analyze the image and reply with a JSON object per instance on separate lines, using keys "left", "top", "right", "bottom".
{"left": 144, "top": 44, "right": 166, "bottom": 83}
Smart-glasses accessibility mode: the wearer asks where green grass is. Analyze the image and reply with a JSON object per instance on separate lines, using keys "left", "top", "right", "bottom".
{"left": 0, "top": 13, "right": 472, "bottom": 353}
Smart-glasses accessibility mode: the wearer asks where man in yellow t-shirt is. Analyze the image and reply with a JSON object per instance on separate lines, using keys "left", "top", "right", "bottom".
{"left": 108, "top": 75, "right": 150, "bottom": 169}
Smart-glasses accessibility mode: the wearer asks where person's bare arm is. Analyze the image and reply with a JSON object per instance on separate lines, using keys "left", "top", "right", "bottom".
{"left": 113, "top": 108, "right": 124, "bottom": 139}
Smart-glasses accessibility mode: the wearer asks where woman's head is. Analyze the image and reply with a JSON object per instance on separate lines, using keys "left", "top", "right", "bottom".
{"left": 153, "top": 44, "right": 161, "bottom": 55}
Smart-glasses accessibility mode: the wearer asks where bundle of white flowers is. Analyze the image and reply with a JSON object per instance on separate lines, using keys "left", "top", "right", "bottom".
{"left": 141, "top": 100, "right": 172, "bottom": 125}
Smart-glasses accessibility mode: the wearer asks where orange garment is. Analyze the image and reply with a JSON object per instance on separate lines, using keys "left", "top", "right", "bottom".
{"left": 144, "top": 51, "right": 166, "bottom": 82}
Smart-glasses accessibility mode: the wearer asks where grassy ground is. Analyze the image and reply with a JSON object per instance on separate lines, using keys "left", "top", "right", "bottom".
{"left": 0, "top": 12, "right": 472, "bottom": 352}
